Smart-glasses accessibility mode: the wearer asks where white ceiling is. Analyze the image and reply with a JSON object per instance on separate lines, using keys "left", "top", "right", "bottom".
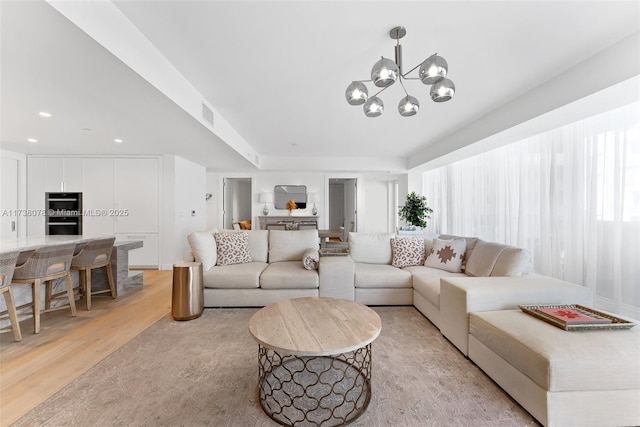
{"left": 1, "top": 1, "right": 639, "bottom": 172}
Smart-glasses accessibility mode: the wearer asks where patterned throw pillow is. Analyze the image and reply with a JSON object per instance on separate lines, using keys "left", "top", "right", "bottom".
{"left": 302, "top": 249, "right": 319, "bottom": 270}
{"left": 424, "top": 238, "right": 467, "bottom": 273}
{"left": 391, "top": 237, "right": 425, "bottom": 268}
{"left": 214, "top": 232, "right": 252, "bottom": 266}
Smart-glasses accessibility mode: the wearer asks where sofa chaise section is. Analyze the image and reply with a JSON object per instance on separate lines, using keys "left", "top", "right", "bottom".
{"left": 469, "top": 309, "right": 640, "bottom": 427}
{"left": 439, "top": 275, "right": 594, "bottom": 355}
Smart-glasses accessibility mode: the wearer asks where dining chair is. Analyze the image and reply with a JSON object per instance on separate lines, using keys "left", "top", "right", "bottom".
{"left": 11, "top": 243, "right": 77, "bottom": 334}
{"left": 69, "top": 237, "right": 116, "bottom": 310}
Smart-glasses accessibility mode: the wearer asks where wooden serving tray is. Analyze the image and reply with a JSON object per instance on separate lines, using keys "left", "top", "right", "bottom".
{"left": 518, "top": 304, "right": 636, "bottom": 331}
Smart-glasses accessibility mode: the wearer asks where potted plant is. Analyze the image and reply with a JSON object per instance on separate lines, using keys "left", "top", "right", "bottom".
{"left": 398, "top": 192, "right": 432, "bottom": 232}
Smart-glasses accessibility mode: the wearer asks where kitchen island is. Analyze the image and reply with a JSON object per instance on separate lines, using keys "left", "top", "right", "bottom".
{"left": 0, "top": 235, "right": 144, "bottom": 324}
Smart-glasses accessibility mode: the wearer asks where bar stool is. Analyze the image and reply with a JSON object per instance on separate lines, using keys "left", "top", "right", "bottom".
{"left": 70, "top": 237, "right": 116, "bottom": 310}
{"left": 12, "top": 243, "right": 77, "bottom": 334}
{"left": 0, "top": 250, "right": 22, "bottom": 341}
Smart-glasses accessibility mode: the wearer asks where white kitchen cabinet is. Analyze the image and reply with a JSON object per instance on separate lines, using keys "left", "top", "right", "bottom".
{"left": 114, "top": 158, "right": 160, "bottom": 234}
{"left": 26, "top": 155, "right": 162, "bottom": 267}
{"left": 43, "top": 158, "right": 63, "bottom": 192}
{"left": 27, "top": 157, "right": 85, "bottom": 234}
{"left": 82, "top": 158, "right": 115, "bottom": 236}
{"left": 61, "top": 158, "right": 83, "bottom": 192}
{"left": 38, "top": 157, "right": 84, "bottom": 192}
{"left": 115, "top": 232, "right": 159, "bottom": 268}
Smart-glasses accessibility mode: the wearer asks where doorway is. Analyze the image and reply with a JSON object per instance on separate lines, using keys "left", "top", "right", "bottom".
{"left": 328, "top": 178, "right": 357, "bottom": 240}
{"left": 223, "top": 177, "right": 252, "bottom": 230}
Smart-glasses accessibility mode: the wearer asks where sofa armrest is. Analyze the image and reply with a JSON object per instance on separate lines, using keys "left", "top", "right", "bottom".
{"left": 319, "top": 256, "right": 355, "bottom": 301}
{"left": 440, "top": 274, "right": 594, "bottom": 356}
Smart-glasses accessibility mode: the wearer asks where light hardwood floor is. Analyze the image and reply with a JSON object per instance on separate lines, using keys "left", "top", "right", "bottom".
{"left": 0, "top": 270, "right": 173, "bottom": 427}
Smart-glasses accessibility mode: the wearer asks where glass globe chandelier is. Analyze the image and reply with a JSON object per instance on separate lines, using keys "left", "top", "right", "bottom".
{"left": 345, "top": 26, "right": 455, "bottom": 117}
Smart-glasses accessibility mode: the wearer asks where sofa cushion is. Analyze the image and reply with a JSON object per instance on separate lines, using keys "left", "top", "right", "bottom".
{"left": 465, "top": 240, "right": 530, "bottom": 277}
{"left": 214, "top": 232, "right": 252, "bottom": 266}
{"left": 407, "top": 266, "right": 466, "bottom": 308}
{"left": 349, "top": 233, "right": 394, "bottom": 264}
{"left": 354, "top": 263, "right": 412, "bottom": 288}
{"left": 269, "top": 229, "right": 319, "bottom": 262}
{"left": 202, "top": 262, "right": 267, "bottom": 289}
{"left": 391, "top": 237, "right": 425, "bottom": 268}
{"left": 491, "top": 246, "right": 531, "bottom": 276}
{"left": 302, "top": 249, "right": 319, "bottom": 270}
{"left": 465, "top": 240, "right": 504, "bottom": 276}
{"left": 187, "top": 230, "right": 217, "bottom": 271}
{"left": 424, "top": 238, "right": 466, "bottom": 273}
{"left": 260, "top": 261, "right": 319, "bottom": 289}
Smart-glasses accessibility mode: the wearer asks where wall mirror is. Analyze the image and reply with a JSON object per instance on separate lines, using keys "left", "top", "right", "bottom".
{"left": 274, "top": 185, "right": 307, "bottom": 209}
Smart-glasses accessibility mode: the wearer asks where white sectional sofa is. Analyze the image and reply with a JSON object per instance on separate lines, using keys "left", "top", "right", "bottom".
{"left": 185, "top": 229, "right": 592, "bottom": 348}
{"left": 184, "top": 229, "right": 639, "bottom": 427}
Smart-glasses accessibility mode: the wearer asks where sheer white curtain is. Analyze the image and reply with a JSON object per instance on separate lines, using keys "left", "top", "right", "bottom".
{"left": 423, "top": 102, "right": 640, "bottom": 319}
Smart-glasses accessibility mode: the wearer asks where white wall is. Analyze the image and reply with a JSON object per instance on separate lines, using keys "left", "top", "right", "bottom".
{"left": 253, "top": 172, "right": 326, "bottom": 226}
{"left": 361, "top": 176, "right": 393, "bottom": 233}
{"left": 162, "top": 155, "right": 206, "bottom": 269}
{"left": 201, "top": 171, "right": 398, "bottom": 233}
{"left": 205, "top": 171, "right": 218, "bottom": 230}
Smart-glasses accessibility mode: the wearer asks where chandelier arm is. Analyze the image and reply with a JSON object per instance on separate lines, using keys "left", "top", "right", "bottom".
{"left": 401, "top": 63, "right": 423, "bottom": 78}
{"left": 370, "top": 84, "right": 392, "bottom": 98}
{"left": 398, "top": 76, "right": 410, "bottom": 97}
{"left": 401, "top": 53, "right": 438, "bottom": 78}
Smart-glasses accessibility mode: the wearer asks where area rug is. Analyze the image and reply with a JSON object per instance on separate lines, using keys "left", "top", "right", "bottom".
{"left": 14, "top": 307, "right": 539, "bottom": 426}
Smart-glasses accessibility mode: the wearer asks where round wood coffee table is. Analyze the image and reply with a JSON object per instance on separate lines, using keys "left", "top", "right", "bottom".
{"left": 249, "top": 297, "right": 382, "bottom": 426}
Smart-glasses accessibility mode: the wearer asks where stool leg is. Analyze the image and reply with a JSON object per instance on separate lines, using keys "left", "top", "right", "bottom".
{"left": 78, "top": 269, "right": 86, "bottom": 300}
{"left": 45, "top": 280, "right": 52, "bottom": 310}
{"left": 105, "top": 264, "right": 116, "bottom": 299}
{"left": 64, "top": 273, "right": 77, "bottom": 316}
{"left": 85, "top": 270, "right": 92, "bottom": 310}
{"left": 32, "top": 279, "right": 41, "bottom": 334}
{"left": 2, "top": 287, "right": 22, "bottom": 342}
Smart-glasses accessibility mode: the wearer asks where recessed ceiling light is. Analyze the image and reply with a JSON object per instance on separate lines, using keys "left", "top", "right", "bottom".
{"left": 38, "top": 112, "right": 52, "bottom": 118}
{"left": 114, "top": 138, "right": 123, "bottom": 143}
{"left": 27, "top": 138, "right": 38, "bottom": 143}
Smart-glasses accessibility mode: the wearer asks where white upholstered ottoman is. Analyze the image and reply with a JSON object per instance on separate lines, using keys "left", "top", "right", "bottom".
{"left": 468, "top": 310, "right": 640, "bottom": 427}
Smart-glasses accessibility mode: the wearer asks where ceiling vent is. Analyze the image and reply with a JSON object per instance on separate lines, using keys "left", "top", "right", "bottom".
{"left": 202, "top": 103, "right": 214, "bottom": 126}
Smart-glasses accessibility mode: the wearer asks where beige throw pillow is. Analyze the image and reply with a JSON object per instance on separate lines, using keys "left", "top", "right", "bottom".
{"left": 348, "top": 233, "right": 395, "bottom": 264}
{"left": 424, "top": 238, "right": 466, "bottom": 273}
{"left": 214, "top": 232, "right": 252, "bottom": 266}
{"left": 187, "top": 231, "right": 217, "bottom": 271}
{"left": 391, "top": 237, "right": 425, "bottom": 268}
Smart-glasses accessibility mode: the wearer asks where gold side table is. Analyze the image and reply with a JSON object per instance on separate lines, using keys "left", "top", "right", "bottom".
{"left": 171, "top": 261, "right": 204, "bottom": 321}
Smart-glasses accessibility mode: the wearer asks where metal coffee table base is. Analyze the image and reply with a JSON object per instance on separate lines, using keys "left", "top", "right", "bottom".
{"left": 257, "top": 344, "right": 372, "bottom": 426}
